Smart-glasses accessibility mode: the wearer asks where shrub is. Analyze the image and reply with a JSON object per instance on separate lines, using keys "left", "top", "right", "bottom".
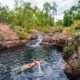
{"left": 18, "top": 32, "right": 26, "bottom": 40}
{"left": 26, "top": 29, "right": 32, "bottom": 33}
{"left": 10, "top": 25, "right": 15, "bottom": 29}
{"left": 64, "top": 45, "right": 75, "bottom": 57}
{"left": 42, "top": 27, "right": 50, "bottom": 33}
{"left": 64, "top": 42, "right": 78, "bottom": 58}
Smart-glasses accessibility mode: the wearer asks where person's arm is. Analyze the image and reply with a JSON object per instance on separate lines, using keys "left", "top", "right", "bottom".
{"left": 20, "top": 62, "right": 35, "bottom": 71}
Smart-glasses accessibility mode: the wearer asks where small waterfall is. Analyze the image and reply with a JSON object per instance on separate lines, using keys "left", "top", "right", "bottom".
{"left": 32, "top": 34, "right": 43, "bottom": 47}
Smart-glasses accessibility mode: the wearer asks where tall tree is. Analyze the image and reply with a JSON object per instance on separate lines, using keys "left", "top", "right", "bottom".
{"left": 43, "top": 2, "right": 51, "bottom": 15}
{"left": 63, "top": 11, "right": 73, "bottom": 26}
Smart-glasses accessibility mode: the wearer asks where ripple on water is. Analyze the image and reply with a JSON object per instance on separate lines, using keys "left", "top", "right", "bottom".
{"left": 0, "top": 46, "right": 69, "bottom": 80}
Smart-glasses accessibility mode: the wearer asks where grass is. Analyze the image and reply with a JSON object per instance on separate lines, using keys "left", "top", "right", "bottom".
{"left": 64, "top": 41, "right": 78, "bottom": 58}
{"left": 63, "top": 22, "right": 79, "bottom": 36}
{"left": 9, "top": 20, "right": 80, "bottom": 41}
{"left": 26, "top": 29, "right": 32, "bottom": 33}
{"left": 18, "top": 31, "right": 26, "bottom": 40}
{"left": 41, "top": 27, "right": 50, "bottom": 33}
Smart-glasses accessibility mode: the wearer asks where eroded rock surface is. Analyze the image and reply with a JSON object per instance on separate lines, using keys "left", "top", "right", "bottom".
{"left": 64, "top": 46, "right": 80, "bottom": 80}
{"left": 0, "top": 24, "right": 29, "bottom": 48}
{"left": 41, "top": 29, "right": 80, "bottom": 80}
{"left": 42, "top": 32, "right": 74, "bottom": 47}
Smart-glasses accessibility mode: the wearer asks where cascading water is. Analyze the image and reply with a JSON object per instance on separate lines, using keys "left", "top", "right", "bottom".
{"left": 31, "top": 34, "right": 43, "bottom": 47}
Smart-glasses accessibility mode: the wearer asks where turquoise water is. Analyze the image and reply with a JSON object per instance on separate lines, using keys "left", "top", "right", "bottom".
{"left": 0, "top": 45, "right": 69, "bottom": 80}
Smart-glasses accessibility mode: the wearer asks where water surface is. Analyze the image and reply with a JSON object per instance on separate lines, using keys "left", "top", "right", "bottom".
{"left": 0, "top": 45, "right": 69, "bottom": 80}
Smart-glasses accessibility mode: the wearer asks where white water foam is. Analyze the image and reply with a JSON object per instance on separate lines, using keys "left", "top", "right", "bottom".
{"left": 37, "top": 62, "right": 42, "bottom": 74}
{"left": 32, "top": 34, "right": 43, "bottom": 47}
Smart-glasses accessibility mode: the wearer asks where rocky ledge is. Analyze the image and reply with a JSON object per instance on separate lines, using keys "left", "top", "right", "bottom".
{"left": 41, "top": 28, "right": 80, "bottom": 80}
{"left": 0, "top": 23, "right": 80, "bottom": 80}
{"left": 41, "top": 32, "right": 74, "bottom": 47}
{"left": 0, "top": 23, "right": 31, "bottom": 49}
{"left": 64, "top": 42, "right": 80, "bottom": 80}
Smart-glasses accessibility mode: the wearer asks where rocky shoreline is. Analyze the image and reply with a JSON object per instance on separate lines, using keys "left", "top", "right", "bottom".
{"left": 0, "top": 24, "right": 36, "bottom": 49}
{"left": 41, "top": 29, "right": 80, "bottom": 80}
{"left": 0, "top": 24, "right": 80, "bottom": 80}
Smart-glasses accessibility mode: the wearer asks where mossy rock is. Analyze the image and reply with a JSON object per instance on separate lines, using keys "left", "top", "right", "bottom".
{"left": 64, "top": 42, "right": 78, "bottom": 60}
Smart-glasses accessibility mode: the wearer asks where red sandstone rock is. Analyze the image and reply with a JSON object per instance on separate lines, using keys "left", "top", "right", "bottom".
{"left": 42, "top": 33, "right": 73, "bottom": 47}
{"left": 64, "top": 64, "right": 72, "bottom": 74}
{"left": 64, "top": 46, "right": 80, "bottom": 80}
{"left": 0, "top": 24, "right": 28, "bottom": 48}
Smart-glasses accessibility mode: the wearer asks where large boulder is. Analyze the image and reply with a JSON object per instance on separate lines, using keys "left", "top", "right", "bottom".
{"left": 42, "top": 35, "right": 52, "bottom": 42}
{"left": 0, "top": 24, "right": 18, "bottom": 40}
{"left": 5, "top": 40, "right": 24, "bottom": 48}
{"left": 42, "top": 33, "right": 73, "bottom": 47}
{"left": 0, "top": 24, "right": 28, "bottom": 48}
{"left": 29, "top": 35, "right": 38, "bottom": 40}
{"left": 64, "top": 46, "right": 80, "bottom": 80}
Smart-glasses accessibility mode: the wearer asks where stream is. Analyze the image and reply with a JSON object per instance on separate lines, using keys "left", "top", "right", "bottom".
{"left": 0, "top": 34, "right": 69, "bottom": 80}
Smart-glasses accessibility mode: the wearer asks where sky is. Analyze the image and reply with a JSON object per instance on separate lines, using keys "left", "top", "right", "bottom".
{"left": 0, "top": 0, "right": 79, "bottom": 20}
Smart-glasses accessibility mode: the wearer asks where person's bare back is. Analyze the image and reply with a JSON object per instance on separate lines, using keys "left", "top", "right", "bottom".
{"left": 12, "top": 60, "right": 43, "bottom": 73}
{"left": 21, "top": 60, "right": 43, "bottom": 71}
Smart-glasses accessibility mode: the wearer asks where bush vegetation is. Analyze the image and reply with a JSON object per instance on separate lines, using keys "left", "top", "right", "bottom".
{"left": 18, "top": 31, "right": 26, "bottom": 40}
{"left": 0, "top": 1, "right": 79, "bottom": 33}
{"left": 64, "top": 41, "right": 78, "bottom": 58}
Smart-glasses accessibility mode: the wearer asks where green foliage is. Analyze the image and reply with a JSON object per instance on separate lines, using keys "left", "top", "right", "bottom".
{"left": 0, "top": 0, "right": 79, "bottom": 34}
{"left": 43, "top": 2, "right": 51, "bottom": 14}
{"left": 26, "top": 29, "right": 32, "bottom": 33}
{"left": 63, "top": 11, "right": 73, "bottom": 26}
{"left": 0, "top": 2, "right": 57, "bottom": 30}
{"left": 68, "top": 25, "right": 76, "bottom": 34}
{"left": 75, "top": 20, "right": 80, "bottom": 30}
{"left": 56, "top": 20, "right": 63, "bottom": 26}
{"left": 63, "top": 1, "right": 80, "bottom": 27}
{"left": 54, "top": 26, "right": 63, "bottom": 31}
{"left": 64, "top": 46, "right": 74, "bottom": 57}
{"left": 64, "top": 42, "right": 78, "bottom": 58}
{"left": 18, "top": 32, "right": 26, "bottom": 40}
{"left": 42, "top": 27, "right": 50, "bottom": 33}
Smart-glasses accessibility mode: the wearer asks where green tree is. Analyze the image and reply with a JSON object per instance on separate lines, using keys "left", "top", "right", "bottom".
{"left": 63, "top": 11, "right": 73, "bottom": 26}
{"left": 43, "top": 2, "right": 51, "bottom": 15}
{"left": 56, "top": 20, "right": 63, "bottom": 26}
